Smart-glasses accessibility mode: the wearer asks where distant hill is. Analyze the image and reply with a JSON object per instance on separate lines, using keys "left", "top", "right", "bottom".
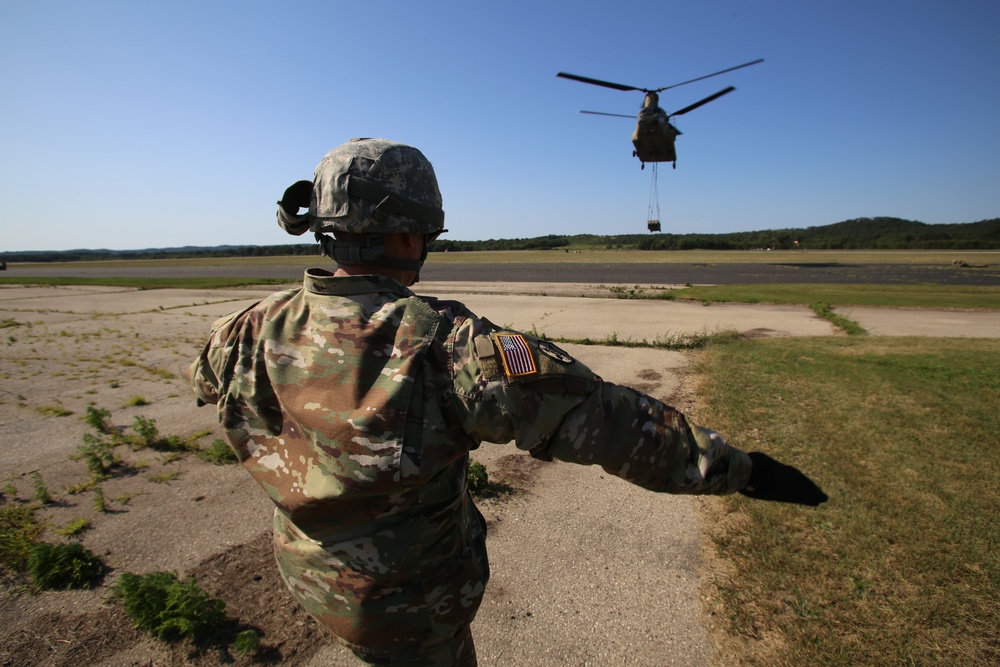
{"left": 430, "top": 217, "right": 1000, "bottom": 252}
{"left": 630, "top": 217, "right": 1000, "bottom": 251}
{"left": 2, "top": 217, "right": 998, "bottom": 263}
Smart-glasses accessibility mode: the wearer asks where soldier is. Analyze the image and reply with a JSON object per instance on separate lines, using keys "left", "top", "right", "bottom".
{"left": 187, "top": 137, "right": 826, "bottom": 666}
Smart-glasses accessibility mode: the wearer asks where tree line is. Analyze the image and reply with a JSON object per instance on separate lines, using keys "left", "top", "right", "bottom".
{"left": 3, "top": 217, "right": 998, "bottom": 263}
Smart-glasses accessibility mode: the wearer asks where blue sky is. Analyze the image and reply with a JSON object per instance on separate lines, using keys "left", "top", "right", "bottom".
{"left": 2, "top": 0, "right": 998, "bottom": 251}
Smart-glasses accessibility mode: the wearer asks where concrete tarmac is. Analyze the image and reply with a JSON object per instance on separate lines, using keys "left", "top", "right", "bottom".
{"left": 2, "top": 282, "right": 997, "bottom": 667}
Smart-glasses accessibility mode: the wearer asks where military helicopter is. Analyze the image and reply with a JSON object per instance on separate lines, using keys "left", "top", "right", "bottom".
{"left": 557, "top": 58, "right": 763, "bottom": 169}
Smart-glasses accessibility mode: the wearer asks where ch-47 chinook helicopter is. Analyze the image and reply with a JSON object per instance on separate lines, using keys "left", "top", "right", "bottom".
{"left": 557, "top": 58, "right": 763, "bottom": 169}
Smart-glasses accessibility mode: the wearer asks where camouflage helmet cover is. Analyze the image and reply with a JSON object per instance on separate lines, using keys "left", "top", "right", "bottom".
{"left": 277, "top": 138, "right": 445, "bottom": 237}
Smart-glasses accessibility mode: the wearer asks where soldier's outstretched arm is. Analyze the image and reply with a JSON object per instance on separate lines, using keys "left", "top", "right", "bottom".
{"left": 451, "top": 321, "right": 826, "bottom": 504}
{"left": 452, "top": 324, "right": 750, "bottom": 496}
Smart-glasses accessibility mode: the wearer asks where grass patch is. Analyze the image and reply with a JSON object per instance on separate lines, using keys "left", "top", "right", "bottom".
{"left": 83, "top": 406, "right": 115, "bottom": 434}
{"left": 129, "top": 416, "right": 198, "bottom": 452}
{"left": 810, "top": 301, "right": 867, "bottom": 335}
{"left": 148, "top": 470, "right": 180, "bottom": 484}
{"left": 232, "top": 628, "right": 261, "bottom": 656}
{"left": 468, "top": 461, "right": 488, "bottom": 494}
{"left": 696, "top": 337, "right": 1000, "bottom": 666}
{"left": 31, "top": 472, "right": 52, "bottom": 505}
{"left": 466, "top": 461, "right": 518, "bottom": 500}
{"left": 0, "top": 504, "right": 45, "bottom": 571}
{"left": 53, "top": 517, "right": 91, "bottom": 536}
{"left": 543, "top": 328, "right": 742, "bottom": 350}
{"left": 654, "top": 283, "right": 1000, "bottom": 309}
{"left": 74, "top": 432, "right": 122, "bottom": 480}
{"left": 113, "top": 570, "right": 226, "bottom": 641}
{"left": 197, "top": 439, "right": 239, "bottom": 465}
{"left": 65, "top": 479, "right": 97, "bottom": 495}
{"left": 27, "top": 542, "right": 104, "bottom": 589}
{"left": 35, "top": 403, "right": 74, "bottom": 417}
{"left": 92, "top": 486, "right": 107, "bottom": 512}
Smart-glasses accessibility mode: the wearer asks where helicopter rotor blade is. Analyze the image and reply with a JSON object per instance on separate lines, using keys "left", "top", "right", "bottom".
{"left": 557, "top": 72, "right": 646, "bottom": 93}
{"left": 655, "top": 58, "right": 763, "bottom": 93}
{"left": 580, "top": 110, "right": 636, "bottom": 118}
{"left": 669, "top": 86, "right": 736, "bottom": 117}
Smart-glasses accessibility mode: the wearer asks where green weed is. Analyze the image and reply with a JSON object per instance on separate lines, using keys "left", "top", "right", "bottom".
{"left": 197, "top": 439, "right": 239, "bottom": 465}
{"left": 83, "top": 405, "right": 115, "bottom": 434}
{"left": 31, "top": 472, "right": 52, "bottom": 505}
{"left": 148, "top": 470, "right": 180, "bottom": 484}
{"left": 811, "top": 301, "right": 867, "bottom": 335}
{"left": 92, "top": 486, "right": 107, "bottom": 512}
{"left": 232, "top": 629, "right": 261, "bottom": 656}
{"left": 75, "top": 432, "right": 121, "bottom": 480}
{"left": 129, "top": 415, "right": 192, "bottom": 452}
{"left": 547, "top": 328, "right": 740, "bottom": 351}
{"left": 53, "top": 518, "right": 91, "bottom": 536}
{"left": 35, "top": 403, "right": 74, "bottom": 417}
{"left": 468, "top": 461, "right": 488, "bottom": 494}
{"left": 27, "top": 542, "right": 104, "bottom": 589}
{"left": 65, "top": 479, "right": 97, "bottom": 495}
{"left": 113, "top": 570, "right": 226, "bottom": 641}
{"left": 0, "top": 503, "right": 44, "bottom": 571}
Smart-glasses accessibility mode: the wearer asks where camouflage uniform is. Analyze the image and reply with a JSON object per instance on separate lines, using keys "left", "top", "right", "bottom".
{"left": 187, "top": 267, "right": 751, "bottom": 666}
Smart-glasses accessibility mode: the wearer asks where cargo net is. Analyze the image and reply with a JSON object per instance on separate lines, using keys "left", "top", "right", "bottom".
{"left": 646, "top": 163, "right": 661, "bottom": 232}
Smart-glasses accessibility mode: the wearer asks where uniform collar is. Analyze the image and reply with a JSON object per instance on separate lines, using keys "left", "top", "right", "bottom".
{"left": 303, "top": 268, "right": 415, "bottom": 297}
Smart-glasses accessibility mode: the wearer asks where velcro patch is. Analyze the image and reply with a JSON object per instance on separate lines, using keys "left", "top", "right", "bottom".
{"left": 494, "top": 333, "right": 538, "bottom": 378}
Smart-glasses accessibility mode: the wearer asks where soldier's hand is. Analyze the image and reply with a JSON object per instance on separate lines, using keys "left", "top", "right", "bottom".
{"left": 739, "top": 452, "right": 828, "bottom": 506}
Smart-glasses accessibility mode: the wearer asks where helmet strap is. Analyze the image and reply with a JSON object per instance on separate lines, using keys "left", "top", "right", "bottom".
{"left": 315, "top": 232, "right": 424, "bottom": 273}
{"left": 349, "top": 177, "right": 445, "bottom": 230}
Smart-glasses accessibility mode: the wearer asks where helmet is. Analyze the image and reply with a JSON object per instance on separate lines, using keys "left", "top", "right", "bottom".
{"left": 277, "top": 138, "right": 445, "bottom": 237}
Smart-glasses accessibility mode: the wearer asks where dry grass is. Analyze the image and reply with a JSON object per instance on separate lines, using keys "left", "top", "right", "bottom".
{"left": 696, "top": 337, "right": 1000, "bottom": 666}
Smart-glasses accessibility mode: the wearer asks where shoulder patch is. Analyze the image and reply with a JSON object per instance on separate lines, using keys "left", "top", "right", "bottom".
{"left": 493, "top": 332, "right": 538, "bottom": 378}
{"left": 473, "top": 334, "right": 500, "bottom": 380}
{"left": 537, "top": 340, "right": 575, "bottom": 364}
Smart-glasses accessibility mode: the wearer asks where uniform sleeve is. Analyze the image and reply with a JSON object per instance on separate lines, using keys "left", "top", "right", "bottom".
{"left": 185, "top": 304, "right": 257, "bottom": 406}
{"left": 450, "top": 317, "right": 751, "bottom": 496}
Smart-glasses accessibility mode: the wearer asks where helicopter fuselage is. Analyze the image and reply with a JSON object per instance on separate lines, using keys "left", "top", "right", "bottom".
{"left": 631, "top": 106, "right": 678, "bottom": 164}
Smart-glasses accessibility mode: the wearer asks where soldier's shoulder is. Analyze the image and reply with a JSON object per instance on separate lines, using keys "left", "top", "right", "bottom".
{"left": 210, "top": 288, "right": 301, "bottom": 333}
{"left": 417, "top": 295, "right": 479, "bottom": 323}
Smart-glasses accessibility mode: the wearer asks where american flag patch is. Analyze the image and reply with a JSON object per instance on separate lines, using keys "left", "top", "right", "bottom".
{"left": 495, "top": 333, "right": 537, "bottom": 377}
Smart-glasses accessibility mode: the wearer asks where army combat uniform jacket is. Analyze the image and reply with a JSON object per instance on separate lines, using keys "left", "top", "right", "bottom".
{"left": 187, "top": 268, "right": 751, "bottom": 659}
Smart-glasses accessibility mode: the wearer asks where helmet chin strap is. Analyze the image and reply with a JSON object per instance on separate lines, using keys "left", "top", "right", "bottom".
{"left": 315, "top": 232, "right": 425, "bottom": 275}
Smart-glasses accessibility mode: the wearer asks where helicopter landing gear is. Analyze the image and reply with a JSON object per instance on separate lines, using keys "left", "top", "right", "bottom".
{"left": 641, "top": 162, "right": 645, "bottom": 170}
{"left": 672, "top": 161, "right": 676, "bottom": 169}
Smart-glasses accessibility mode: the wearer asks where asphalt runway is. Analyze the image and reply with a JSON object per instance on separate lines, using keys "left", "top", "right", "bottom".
{"left": 6, "top": 260, "right": 1000, "bottom": 285}
{"left": 423, "top": 261, "right": 1000, "bottom": 286}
